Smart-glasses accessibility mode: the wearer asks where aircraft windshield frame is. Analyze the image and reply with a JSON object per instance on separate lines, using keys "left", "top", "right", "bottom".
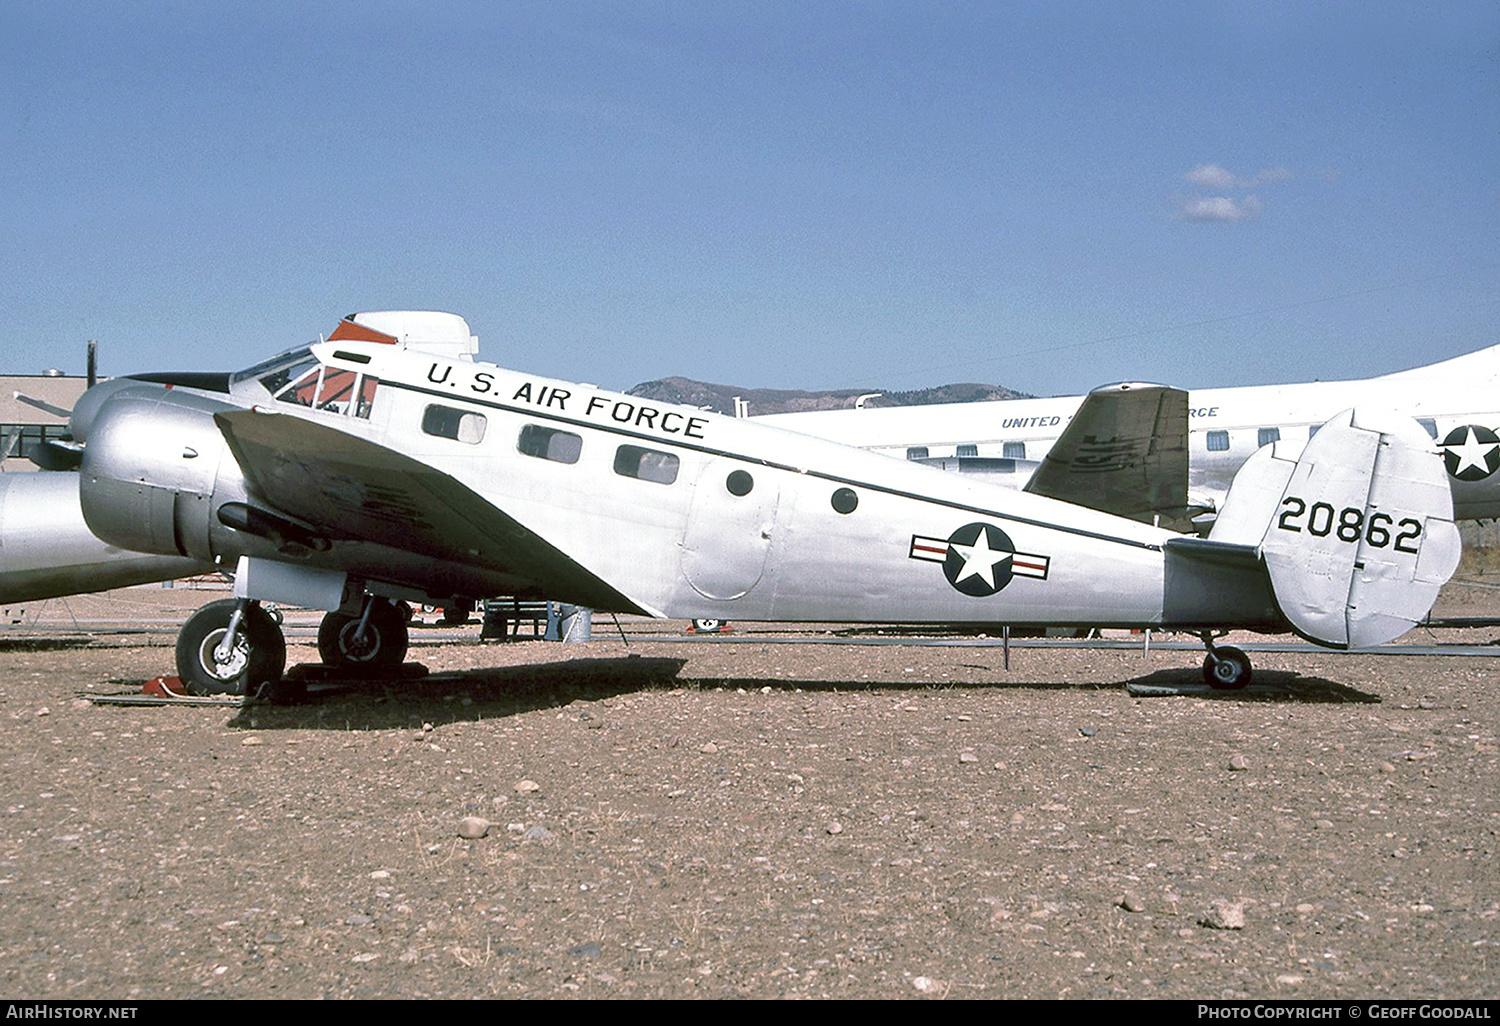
{"left": 230, "top": 346, "right": 315, "bottom": 387}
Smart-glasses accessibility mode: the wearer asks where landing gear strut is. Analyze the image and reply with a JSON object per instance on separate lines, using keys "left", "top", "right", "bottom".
{"left": 175, "top": 598, "right": 287, "bottom": 697}
{"left": 318, "top": 597, "right": 410, "bottom": 671}
{"left": 1199, "top": 632, "right": 1252, "bottom": 689}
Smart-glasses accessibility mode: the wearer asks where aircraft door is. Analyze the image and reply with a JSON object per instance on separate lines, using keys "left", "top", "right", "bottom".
{"left": 681, "top": 458, "right": 780, "bottom": 600}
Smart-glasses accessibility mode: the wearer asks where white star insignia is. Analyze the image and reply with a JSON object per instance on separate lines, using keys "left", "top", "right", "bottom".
{"left": 1444, "top": 427, "right": 1498, "bottom": 476}
{"left": 949, "top": 530, "right": 1013, "bottom": 589}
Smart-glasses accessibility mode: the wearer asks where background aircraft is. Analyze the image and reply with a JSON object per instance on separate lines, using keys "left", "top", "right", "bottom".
{"left": 753, "top": 344, "right": 1500, "bottom": 530}
{"left": 3, "top": 311, "right": 1458, "bottom": 698}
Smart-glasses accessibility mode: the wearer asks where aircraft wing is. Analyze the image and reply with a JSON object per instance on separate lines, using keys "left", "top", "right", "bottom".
{"left": 1022, "top": 382, "right": 1189, "bottom": 523}
{"left": 214, "top": 408, "right": 652, "bottom": 614}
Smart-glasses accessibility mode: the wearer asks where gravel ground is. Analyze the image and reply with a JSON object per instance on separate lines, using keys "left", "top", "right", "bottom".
{"left": 0, "top": 585, "right": 1496, "bottom": 999}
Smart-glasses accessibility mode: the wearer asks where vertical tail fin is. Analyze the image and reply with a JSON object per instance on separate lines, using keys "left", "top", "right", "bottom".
{"left": 1210, "top": 409, "right": 1461, "bottom": 648}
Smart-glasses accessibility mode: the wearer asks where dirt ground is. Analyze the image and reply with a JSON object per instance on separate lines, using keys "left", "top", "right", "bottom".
{"left": 0, "top": 583, "right": 1497, "bottom": 1000}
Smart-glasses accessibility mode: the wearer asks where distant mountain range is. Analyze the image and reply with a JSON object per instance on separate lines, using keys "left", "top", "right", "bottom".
{"left": 625, "top": 376, "right": 1032, "bottom": 417}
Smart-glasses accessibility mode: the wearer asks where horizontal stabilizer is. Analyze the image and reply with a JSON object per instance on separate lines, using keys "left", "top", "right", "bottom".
{"left": 1212, "top": 408, "right": 1461, "bottom": 648}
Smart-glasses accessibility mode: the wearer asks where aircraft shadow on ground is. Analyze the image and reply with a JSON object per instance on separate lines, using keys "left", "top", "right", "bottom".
{"left": 0, "top": 636, "right": 112, "bottom": 652}
{"left": 223, "top": 657, "right": 1378, "bottom": 731}
{"left": 1124, "top": 668, "right": 1381, "bottom": 704}
{"left": 228, "top": 655, "right": 691, "bottom": 731}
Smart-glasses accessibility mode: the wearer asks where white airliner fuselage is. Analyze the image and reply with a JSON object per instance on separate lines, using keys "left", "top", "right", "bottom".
{"left": 755, "top": 345, "right": 1500, "bottom": 522}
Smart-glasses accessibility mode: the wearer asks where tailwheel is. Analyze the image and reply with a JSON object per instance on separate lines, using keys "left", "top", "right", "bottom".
{"left": 1202, "top": 644, "right": 1252, "bottom": 690}
{"left": 318, "top": 598, "right": 410, "bottom": 671}
{"left": 175, "top": 598, "right": 287, "bottom": 697}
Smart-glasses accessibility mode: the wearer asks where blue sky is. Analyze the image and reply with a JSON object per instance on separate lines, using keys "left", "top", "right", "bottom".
{"left": 2, "top": 1, "right": 1496, "bottom": 398}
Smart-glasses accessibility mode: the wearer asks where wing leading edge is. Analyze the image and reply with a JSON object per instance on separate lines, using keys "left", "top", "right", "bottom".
{"left": 214, "top": 408, "right": 655, "bottom": 615}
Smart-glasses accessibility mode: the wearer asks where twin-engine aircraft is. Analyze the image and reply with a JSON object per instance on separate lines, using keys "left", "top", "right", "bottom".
{"left": 755, "top": 343, "right": 1500, "bottom": 530}
{"left": 2, "top": 312, "right": 1462, "bottom": 694}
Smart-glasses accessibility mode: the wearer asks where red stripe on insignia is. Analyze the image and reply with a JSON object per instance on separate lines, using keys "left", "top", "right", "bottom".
{"left": 1012, "top": 557, "right": 1049, "bottom": 577}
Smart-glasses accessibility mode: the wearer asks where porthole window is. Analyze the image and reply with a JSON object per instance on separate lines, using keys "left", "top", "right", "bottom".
{"left": 831, "top": 487, "right": 858, "bottom": 514}
{"left": 517, "top": 424, "right": 582, "bottom": 464}
{"left": 1206, "top": 430, "right": 1230, "bottom": 452}
{"left": 614, "top": 444, "right": 680, "bottom": 485}
{"left": 726, "top": 470, "right": 754, "bottom": 496}
{"left": 956, "top": 444, "right": 978, "bottom": 457}
{"left": 906, "top": 446, "right": 929, "bottom": 460}
{"left": 1002, "top": 441, "right": 1026, "bottom": 459}
{"left": 422, "top": 404, "right": 487, "bottom": 444}
{"left": 1257, "top": 427, "right": 1280, "bottom": 447}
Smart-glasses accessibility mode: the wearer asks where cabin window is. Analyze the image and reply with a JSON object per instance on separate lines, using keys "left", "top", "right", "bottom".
{"left": 726, "top": 470, "right": 754, "bottom": 496}
{"left": 1002, "top": 441, "right": 1026, "bottom": 459}
{"left": 1417, "top": 418, "right": 1438, "bottom": 439}
{"left": 422, "top": 404, "right": 487, "bottom": 444}
{"left": 1206, "top": 430, "right": 1230, "bottom": 452}
{"left": 831, "top": 487, "right": 859, "bottom": 514}
{"left": 1257, "top": 427, "right": 1280, "bottom": 447}
{"left": 517, "top": 424, "right": 581, "bottom": 464}
{"left": 906, "top": 446, "right": 929, "bottom": 460}
{"left": 956, "top": 444, "right": 978, "bottom": 457}
{"left": 614, "top": 444, "right": 679, "bottom": 484}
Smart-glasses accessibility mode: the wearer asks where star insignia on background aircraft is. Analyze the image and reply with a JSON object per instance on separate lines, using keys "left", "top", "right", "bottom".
{"left": 1439, "top": 425, "right": 1500, "bottom": 482}
{"left": 909, "top": 523, "right": 1050, "bottom": 597}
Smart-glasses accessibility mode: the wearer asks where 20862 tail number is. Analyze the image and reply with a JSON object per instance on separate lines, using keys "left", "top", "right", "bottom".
{"left": 1276, "top": 498, "right": 1422, "bottom": 553}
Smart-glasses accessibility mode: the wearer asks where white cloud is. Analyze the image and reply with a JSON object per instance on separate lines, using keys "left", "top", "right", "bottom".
{"left": 1183, "top": 164, "right": 1293, "bottom": 188}
{"left": 1175, "top": 163, "right": 1291, "bottom": 224}
{"left": 1177, "top": 195, "right": 1263, "bottom": 223}
{"left": 1185, "top": 163, "right": 1239, "bottom": 189}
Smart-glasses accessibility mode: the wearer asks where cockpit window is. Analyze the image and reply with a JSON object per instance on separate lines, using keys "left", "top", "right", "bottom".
{"left": 264, "top": 359, "right": 379, "bottom": 418}
{"left": 261, "top": 355, "right": 321, "bottom": 402}
{"left": 233, "top": 346, "right": 314, "bottom": 388}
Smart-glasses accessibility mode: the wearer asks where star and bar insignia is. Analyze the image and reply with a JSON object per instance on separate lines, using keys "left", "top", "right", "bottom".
{"left": 909, "top": 522, "right": 1050, "bottom": 597}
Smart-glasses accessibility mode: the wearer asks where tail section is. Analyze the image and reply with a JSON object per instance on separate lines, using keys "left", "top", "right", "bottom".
{"left": 1210, "top": 409, "right": 1461, "bottom": 648}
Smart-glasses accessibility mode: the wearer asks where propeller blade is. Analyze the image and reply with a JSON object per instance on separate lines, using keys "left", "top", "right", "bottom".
{"left": 12, "top": 392, "right": 72, "bottom": 419}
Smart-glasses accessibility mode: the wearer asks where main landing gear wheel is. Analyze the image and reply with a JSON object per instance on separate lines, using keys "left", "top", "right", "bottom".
{"left": 175, "top": 599, "right": 287, "bottom": 697}
{"left": 318, "top": 600, "right": 410, "bottom": 671}
{"left": 691, "top": 618, "right": 725, "bottom": 632}
{"left": 1202, "top": 645, "right": 1252, "bottom": 690}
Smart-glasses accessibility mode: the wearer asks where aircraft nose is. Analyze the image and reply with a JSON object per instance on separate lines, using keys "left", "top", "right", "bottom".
{"left": 67, "top": 378, "right": 144, "bottom": 444}
{"left": 68, "top": 371, "right": 231, "bottom": 443}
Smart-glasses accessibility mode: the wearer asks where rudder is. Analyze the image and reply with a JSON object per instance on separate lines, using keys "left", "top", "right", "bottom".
{"left": 1212, "top": 408, "right": 1460, "bottom": 648}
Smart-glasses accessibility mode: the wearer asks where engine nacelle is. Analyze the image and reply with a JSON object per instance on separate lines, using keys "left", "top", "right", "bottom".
{"left": 79, "top": 385, "right": 247, "bottom": 561}
{"left": 0, "top": 472, "right": 210, "bottom": 603}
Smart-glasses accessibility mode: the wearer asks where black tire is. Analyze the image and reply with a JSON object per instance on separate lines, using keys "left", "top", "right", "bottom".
{"left": 1202, "top": 646, "right": 1252, "bottom": 689}
{"left": 175, "top": 599, "right": 287, "bottom": 697}
{"left": 692, "top": 618, "right": 725, "bottom": 633}
{"left": 318, "top": 601, "right": 410, "bottom": 670}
